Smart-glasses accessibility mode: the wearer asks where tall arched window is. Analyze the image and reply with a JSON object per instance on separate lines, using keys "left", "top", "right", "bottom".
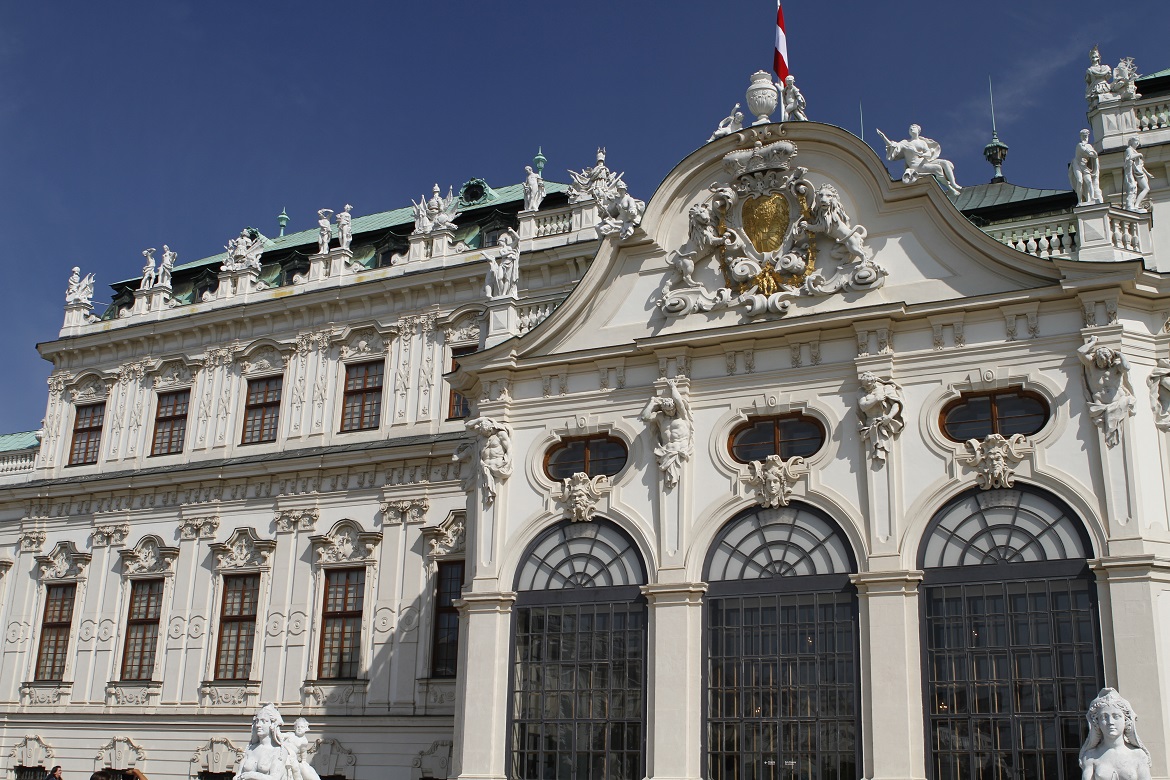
{"left": 511, "top": 520, "right": 648, "bottom": 780}
{"left": 919, "top": 487, "right": 1102, "bottom": 780}
{"left": 704, "top": 504, "right": 860, "bottom": 780}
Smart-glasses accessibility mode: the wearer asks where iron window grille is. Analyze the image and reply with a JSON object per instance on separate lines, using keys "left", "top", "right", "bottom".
{"left": 151, "top": 389, "right": 190, "bottom": 456}
{"left": 68, "top": 402, "right": 105, "bottom": 466}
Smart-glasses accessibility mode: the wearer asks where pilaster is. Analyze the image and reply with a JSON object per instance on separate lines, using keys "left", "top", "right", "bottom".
{"left": 453, "top": 591, "right": 516, "bottom": 780}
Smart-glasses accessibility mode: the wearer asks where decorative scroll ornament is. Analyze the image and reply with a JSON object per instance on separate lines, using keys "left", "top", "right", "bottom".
{"left": 92, "top": 523, "right": 130, "bottom": 548}
{"left": 95, "top": 736, "right": 146, "bottom": 770}
{"left": 36, "top": 541, "right": 90, "bottom": 581}
{"left": 1147, "top": 358, "right": 1170, "bottom": 432}
{"left": 958, "top": 434, "right": 1033, "bottom": 489}
{"left": 274, "top": 508, "right": 319, "bottom": 533}
{"left": 210, "top": 528, "right": 275, "bottom": 571}
{"left": 179, "top": 516, "right": 219, "bottom": 540}
{"left": 381, "top": 498, "right": 429, "bottom": 525}
{"left": 191, "top": 737, "right": 245, "bottom": 774}
{"left": 425, "top": 514, "right": 465, "bottom": 559}
{"left": 657, "top": 136, "right": 884, "bottom": 321}
{"left": 744, "top": 455, "right": 807, "bottom": 507}
{"left": 119, "top": 536, "right": 179, "bottom": 576}
{"left": 557, "top": 473, "right": 611, "bottom": 522}
{"left": 10, "top": 735, "right": 54, "bottom": 767}
{"left": 310, "top": 521, "right": 380, "bottom": 565}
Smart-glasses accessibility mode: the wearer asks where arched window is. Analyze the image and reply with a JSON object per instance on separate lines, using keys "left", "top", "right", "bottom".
{"left": 511, "top": 521, "right": 647, "bottom": 780}
{"left": 729, "top": 414, "right": 826, "bottom": 463}
{"left": 940, "top": 389, "right": 1049, "bottom": 442}
{"left": 704, "top": 504, "right": 859, "bottom": 780}
{"left": 544, "top": 435, "right": 629, "bottom": 481}
{"left": 919, "top": 487, "right": 1101, "bottom": 780}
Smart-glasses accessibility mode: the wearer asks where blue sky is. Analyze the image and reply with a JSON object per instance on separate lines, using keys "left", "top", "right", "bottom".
{"left": 1, "top": 0, "right": 1168, "bottom": 433}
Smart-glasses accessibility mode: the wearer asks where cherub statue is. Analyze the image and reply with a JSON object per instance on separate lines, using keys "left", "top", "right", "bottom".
{"left": 140, "top": 248, "right": 157, "bottom": 291}
{"left": 856, "top": 372, "right": 904, "bottom": 460}
{"left": 454, "top": 417, "right": 514, "bottom": 504}
{"left": 486, "top": 227, "right": 520, "bottom": 300}
{"left": 275, "top": 717, "right": 320, "bottom": 780}
{"left": 336, "top": 204, "right": 353, "bottom": 251}
{"left": 597, "top": 181, "right": 645, "bottom": 241}
{"left": 781, "top": 76, "right": 807, "bottom": 121}
{"left": 876, "top": 124, "right": 962, "bottom": 195}
{"left": 1111, "top": 57, "right": 1141, "bottom": 101}
{"left": 65, "top": 266, "right": 95, "bottom": 306}
{"left": 1078, "top": 688, "right": 1151, "bottom": 780}
{"left": 158, "top": 246, "right": 177, "bottom": 287}
{"left": 708, "top": 103, "right": 745, "bottom": 142}
{"left": 523, "top": 165, "right": 546, "bottom": 211}
{"left": 316, "top": 209, "right": 334, "bottom": 255}
{"left": 1123, "top": 137, "right": 1153, "bottom": 212}
{"left": 640, "top": 379, "right": 693, "bottom": 489}
{"left": 1070, "top": 129, "right": 1103, "bottom": 206}
{"left": 1078, "top": 335, "right": 1136, "bottom": 447}
{"left": 234, "top": 703, "right": 289, "bottom": 780}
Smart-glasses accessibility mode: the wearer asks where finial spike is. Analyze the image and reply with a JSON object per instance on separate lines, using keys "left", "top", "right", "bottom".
{"left": 277, "top": 207, "right": 290, "bottom": 237}
{"left": 989, "top": 76, "right": 997, "bottom": 133}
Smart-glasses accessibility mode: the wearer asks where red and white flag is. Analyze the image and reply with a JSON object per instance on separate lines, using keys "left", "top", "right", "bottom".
{"left": 773, "top": 2, "right": 789, "bottom": 82}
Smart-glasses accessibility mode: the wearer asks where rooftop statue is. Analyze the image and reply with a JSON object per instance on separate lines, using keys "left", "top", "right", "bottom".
{"left": 522, "top": 165, "right": 546, "bottom": 212}
{"left": 411, "top": 185, "right": 460, "bottom": 234}
{"left": 1070, "top": 129, "right": 1103, "bottom": 206}
{"left": 485, "top": 227, "right": 520, "bottom": 300}
{"left": 640, "top": 378, "right": 693, "bottom": 489}
{"left": 1123, "top": 137, "right": 1153, "bottom": 212}
{"left": 316, "top": 209, "right": 334, "bottom": 255}
{"left": 1112, "top": 57, "right": 1141, "bottom": 101}
{"left": 566, "top": 148, "right": 615, "bottom": 204}
{"left": 139, "top": 248, "right": 157, "bottom": 291}
{"left": 65, "top": 266, "right": 95, "bottom": 307}
{"left": 1078, "top": 335, "right": 1136, "bottom": 448}
{"left": 781, "top": 76, "right": 807, "bottom": 121}
{"left": 877, "top": 124, "right": 962, "bottom": 196}
{"left": 337, "top": 204, "right": 353, "bottom": 251}
{"left": 158, "top": 246, "right": 177, "bottom": 288}
{"left": 1078, "top": 688, "right": 1151, "bottom": 780}
{"left": 1086, "top": 46, "right": 1114, "bottom": 105}
{"left": 223, "top": 229, "right": 264, "bottom": 273}
{"left": 234, "top": 703, "right": 289, "bottom": 780}
{"left": 708, "top": 103, "right": 745, "bottom": 142}
{"left": 597, "top": 181, "right": 645, "bottom": 241}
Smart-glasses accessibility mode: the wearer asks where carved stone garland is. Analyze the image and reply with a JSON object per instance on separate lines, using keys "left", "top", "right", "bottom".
{"left": 658, "top": 135, "right": 884, "bottom": 320}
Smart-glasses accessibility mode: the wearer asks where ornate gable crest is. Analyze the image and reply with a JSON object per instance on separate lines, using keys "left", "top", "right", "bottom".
{"left": 36, "top": 540, "right": 91, "bottom": 581}
{"left": 95, "top": 736, "right": 146, "bottom": 770}
{"left": 70, "top": 374, "right": 111, "bottom": 403}
{"left": 423, "top": 512, "right": 465, "bottom": 560}
{"left": 310, "top": 520, "right": 381, "bottom": 566}
{"left": 152, "top": 359, "right": 197, "bottom": 389}
{"left": 658, "top": 133, "right": 885, "bottom": 320}
{"left": 339, "top": 327, "right": 388, "bottom": 360}
{"left": 209, "top": 528, "right": 276, "bottom": 571}
{"left": 10, "top": 735, "right": 54, "bottom": 767}
{"left": 240, "top": 344, "right": 287, "bottom": 376}
{"left": 119, "top": 535, "right": 179, "bottom": 576}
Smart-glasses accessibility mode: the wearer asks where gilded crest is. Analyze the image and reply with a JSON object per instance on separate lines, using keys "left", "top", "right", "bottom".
{"left": 741, "top": 194, "right": 789, "bottom": 254}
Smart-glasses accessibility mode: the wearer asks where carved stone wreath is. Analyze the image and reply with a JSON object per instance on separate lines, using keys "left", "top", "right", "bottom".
{"left": 658, "top": 135, "right": 885, "bottom": 320}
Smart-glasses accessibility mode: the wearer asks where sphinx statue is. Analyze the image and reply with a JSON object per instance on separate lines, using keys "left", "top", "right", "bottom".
{"left": 1079, "top": 688, "right": 1151, "bottom": 780}
{"left": 234, "top": 703, "right": 289, "bottom": 780}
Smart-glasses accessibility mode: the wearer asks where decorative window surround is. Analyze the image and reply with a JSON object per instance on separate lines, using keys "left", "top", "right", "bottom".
{"left": 191, "top": 737, "right": 245, "bottom": 776}
{"left": 35, "top": 541, "right": 91, "bottom": 582}
{"left": 239, "top": 342, "right": 290, "bottom": 377}
{"left": 197, "top": 680, "right": 261, "bottom": 708}
{"left": 104, "top": 680, "right": 162, "bottom": 707}
{"left": 307, "top": 737, "right": 358, "bottom": 780}
{"left": 309, "top": 520, "right": 381, "bottom": 566}
{"left": 423, "top": 512, "right": 466, "bottom": 564}
{"left": 19, "top": 680, "right": 72, "bottom": 707}
{"left": 118, "top": 535, "right": 179, "bottom": 577}
{"left": 151, "top": 358, "right": 200, "bottom": 391}
{"left": 9, "top": 735, "right": 54, "bottom": 768}
{"left": 210, "top": 528, "right": 276, "bottom": 572}
{"left": 301, "top": 679, "right": 370, "bottom": 711}
{"left": 94, "top": 736, "right": 147, "bottom": 772}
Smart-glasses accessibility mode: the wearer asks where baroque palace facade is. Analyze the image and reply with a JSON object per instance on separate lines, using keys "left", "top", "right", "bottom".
{"left": 1, "top": 54, "right": 1170, "bottom": 780}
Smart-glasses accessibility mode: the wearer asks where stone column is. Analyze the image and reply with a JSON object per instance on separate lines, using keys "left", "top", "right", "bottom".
{"left": 641, "top": 582, "right": 707, "bottom": 780}
{"left": 453, "top": 591, "right": 516, "bottom": 780}
{"left": 851, "top": 570, "right": 928, "bottom": 780}
{"left": 1091, "top": 555, "right": 1170, "bottom": 779}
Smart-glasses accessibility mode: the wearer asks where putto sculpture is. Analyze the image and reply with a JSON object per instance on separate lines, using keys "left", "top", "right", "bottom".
{"left": 856, "top": 372, "right": 905, "bottom": 461}
{"left": 708, "top": 103, "right": 745, "bottom": 142}
{"left": 1078, "top": 335, "right": 1136, "bottom": 447}
{"left": 877, "top": 124, "right": 962, "bottom": 196}
{"left": 781, "top": 75, "right": 807, "bottom": 121}
{"left": 1078, "top": 688, "right": 1151, "bottom": 780}
{"left": 640, "top": 379, "right": 693, "bottom": 489}
{"left": 1071, "top": 129, "right": 1104, "bottom": 206}
{"left": 65, "top": 266, "right": 96, "bottom": 306}
{"left": 1123, "top": 137, "right": 1153, "bottom": 212}
{"left": 485, "top": 227, "right": 520, "bottom": 300}
{"left": 277, "top": 717, "right": 321, "bottom": 780}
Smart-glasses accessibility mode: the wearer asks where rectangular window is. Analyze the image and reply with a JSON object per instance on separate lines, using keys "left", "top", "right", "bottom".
{"left": 68, "top": 403, "right": 105, "bottom": 466}
{"left": 340, "top": 362, "right": 383, "bottom": 432}
{"left": 241, "top": 377, "right": 282, "bottom": 444}
{"left": 150, "top": 389, "right": 190, "bottom": 456}
{"left": 35, "top": 584, "right": 77, "bottom": 681}
{"left": 121, "top": 579, "right": 164, "bottom": 681}
{"left": 430, "top": 561, "right": 464, "bottom": 677}
{"left": 214, "top": 574, "right": 261, "bottom": 681}
{"left": 319, "top": 568, "right": 365, "bottom": 679}
{"left": 447, "top": 346, "right": 477, "bottom": 420}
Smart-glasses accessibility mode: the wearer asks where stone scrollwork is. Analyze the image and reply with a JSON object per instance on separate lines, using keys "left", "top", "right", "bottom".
{"left": 274, "top": 508, "right": 319, "bottom": 533}
{"left": 310, "top": 520, "right": 381, "bottom": 566}
{"left": 307, "top": 737, "right": 358, "bottom": 780}
{"left": 191, "top": 737, "right": 245, "bottom": 775}
{"left": 179, "top": 516, "right": 219, "bottom": 540}
{"left": 19, "top": 529, "right": 46, "bottom": 553}
{"left": 118, "top": 535, "right": 179, "bottom": 576}
{"left": 744, "top": 455, "right": 808, "bottom": 508}
{"left": 105, "top": 682, "right": 160, "bottom": 707}
{"left": 958, "top": 434, "right": 1033, "bottom": 490}
{"left": 658, "top": 138, "right": 883, "bottom": 321}
{"left": 95, "top": 736, "right": 146, "bottom": 770}
{"left": 20, "top": 682, "right": 69, "bottom": 706}
{"left": 210, "top": 528, "right": 276, "bottom": 571}
{"left": 36, "top": 541, "right": 91, "bottom": 581}
{"left": 1147, "top": 358, "right": 1170, "bottom": 431}
{"left": 557, "top": 473, "right": 612, "bottom": 522}
{"left": 92, "top": 523, "right": 129, "bottom": 549}
{"left": 10, "top": 735, "right": 54, "bottom": 768}
{"left": 424, "top": 513, "right": 465, "bottom": 560}
{"left": 567, "top": 148, "right": 645, "bottom": 241}
{"left": 380, "top": 498, "right": 429, "bottom": 525}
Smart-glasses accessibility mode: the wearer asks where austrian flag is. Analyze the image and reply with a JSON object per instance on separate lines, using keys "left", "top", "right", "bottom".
{"left": 773, "top": 2, "right": 789, "bottom": 82}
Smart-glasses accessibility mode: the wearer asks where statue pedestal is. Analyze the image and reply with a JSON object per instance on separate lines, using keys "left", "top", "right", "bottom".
{"left": 1088, "top": 100, "right": 1139, "bottom": 153}
{"left": 1075, "top": 203, "right": 1152, "bottom": 262}
{"left": 308, "top": 252, "right": 330, "bottom": 281}
{"left": 407, "top": 229, "right": 455, "bottom": 263}
{"left": 517, "top": 209, "right": 537, "bottom": 242}
{"left": 216, "top": 268, "right": 262, "bottom": 300}
{"left": 483, "top": 297, "right": 519, "bottom": 349}
{"left": 62, "top": 302, "right": 94, "bottom": 329}
{"left": 133, "top": 285, "right": 172, "bottom": 315}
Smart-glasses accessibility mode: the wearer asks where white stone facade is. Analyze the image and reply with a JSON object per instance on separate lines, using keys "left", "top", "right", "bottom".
{"left": 2, "top": 64, "right": 1170, "bottom": 780}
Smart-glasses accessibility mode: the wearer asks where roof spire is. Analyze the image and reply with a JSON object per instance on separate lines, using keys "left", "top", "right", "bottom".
{"left": 533, "top": 147, "right": 547, "bottom": 176}
{"left": 277, "top": 207, "right": 289, "bottom": 237}
{"left": 983, "top": 76, "right": 1008, "bottom": 183}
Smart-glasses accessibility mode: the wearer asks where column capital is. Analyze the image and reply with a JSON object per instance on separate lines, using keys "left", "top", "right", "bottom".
{"left": 850, "top": 569, "right": 924, "bottom": 595}
{"left": 1090, "top": 555, "right": 1170, "bottom": 583}
{"left": 640, "top": 581, "right": 708, "bottom": 605}
{"left": 454, "top": 590, "right": 517, "bottom": 615}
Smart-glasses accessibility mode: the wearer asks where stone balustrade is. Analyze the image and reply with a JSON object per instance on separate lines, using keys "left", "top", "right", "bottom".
{"left": 1136, "top": 99, "right": 1170, "bottom": 132}
{"left": 517, "top": 300, "right": 559, "bottom": 334}
{"left": 1109, "top": 211, "right": 1145, "bottom": 253}
{"left": 985, "top": 216, "right": 1078, "bottom": 259}
{"left": 533, "top": 207, "right": 573, "bottom": 238}
{"left": 0, "top": 449, "right": 36, "bottom": 475}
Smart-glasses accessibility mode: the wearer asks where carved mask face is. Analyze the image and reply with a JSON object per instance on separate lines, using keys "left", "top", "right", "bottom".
{"left": 659, "top": 399, "right": 676, "bottom": 415}
{"left": 1095, "top": 704, "right": 1125, "bottom": 738}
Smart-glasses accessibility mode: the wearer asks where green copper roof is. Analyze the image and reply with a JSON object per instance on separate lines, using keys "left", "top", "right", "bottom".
{"left": 116, "top": 180, "right": 569, "bottom": 285}
{"left": 0, "top": 430, "right": 39, "bottom": 453}
{"left": 1137, "top": 68, "right": 1170, "bottom": 82}
{"left": 952, "top": 181, "right": 1073, "bottom": 212}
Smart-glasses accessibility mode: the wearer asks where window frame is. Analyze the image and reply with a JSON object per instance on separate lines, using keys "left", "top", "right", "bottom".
{"left": 339, "top": 360, "right": 385, "bottom": 433}
{"left": 727, "top": 413, "right": 827, "bottom": 464}
{"left": 938, "top": 388, "right": 1050, "bottom": 443}
{"left": 119, "top": 578, "right": 165, "bottom": 681}
{"left": 212, "top": 573, "right": 262, "bottom": 681}
{"left": 150, "top": 388, "right": 191, "bottom": 456}
{"left": 240, "top": 375, "right": 283, "bottom": 445}
{"left": 543, "top": 434, "right": 629, "bottom": 481}
{"left": 429, "top": 560, "right": 464, "bottom": 678}
{"left": 446, "top": 345, "right": 477, "bottom": 421}
{"left": 34, "top": 582, "right": 77, "bottom": 682}
{"left": 317, "top": 567, "right": 367, "bottom": 680}
{"left": 68, "top": 402, "right": 106, "bottom": 466}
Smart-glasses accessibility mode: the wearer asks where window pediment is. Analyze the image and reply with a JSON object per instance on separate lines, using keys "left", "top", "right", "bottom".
{"left": 36, "top": 541, "right": 90, "bottom": 582}
{"left": 209, "top": 528, "right": 276, "bottom": 572}
{"left": 119, "top": 535, "right": 179, "bottom": 577}
{"left": 310, "top": 520, "right": 381, "bottom": 566}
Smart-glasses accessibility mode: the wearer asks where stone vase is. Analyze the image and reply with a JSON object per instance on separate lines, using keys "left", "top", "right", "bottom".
{"left": 746, "top": 70, "right": 779, "bottom": 125}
